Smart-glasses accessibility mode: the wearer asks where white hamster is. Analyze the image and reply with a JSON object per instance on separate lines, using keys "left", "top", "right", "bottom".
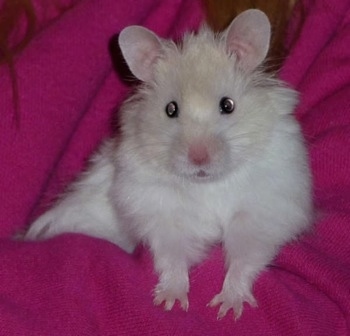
{"left": 25, "top": 9, "right": 312, "bottom": 320}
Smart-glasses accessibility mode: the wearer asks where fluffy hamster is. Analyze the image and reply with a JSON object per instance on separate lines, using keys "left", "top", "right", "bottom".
{"left": 25, "top": 9, "right": 312, "bottom": 319}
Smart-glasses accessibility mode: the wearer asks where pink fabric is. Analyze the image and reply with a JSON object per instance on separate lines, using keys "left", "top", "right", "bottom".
{"left": 0, "top": 0, "right": 349, "bottom": 334}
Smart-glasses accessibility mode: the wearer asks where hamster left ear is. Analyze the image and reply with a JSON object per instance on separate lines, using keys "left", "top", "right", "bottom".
{"left": 118, "top": 26, "right": 163, "bottom": 82}
{"left": 225, "top": 9, "right": 271, "bottom": 72}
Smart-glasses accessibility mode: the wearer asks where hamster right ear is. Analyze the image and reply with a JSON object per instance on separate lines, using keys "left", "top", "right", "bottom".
{"left": 118, "top": 26, "right": 163, "bottom": 82}
{"left": 225, "top": 9, "right": 271, "bottom": 72}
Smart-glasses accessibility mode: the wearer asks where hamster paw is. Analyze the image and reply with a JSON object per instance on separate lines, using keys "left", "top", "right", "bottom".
{"left": 153, "top": 285, "right": 189, "bottom": 311}
{"left": 24, "top": 214, "right": 55, "bottom": 240}
{"left": 208, "top": 289, "right": 257, "bottom": 320}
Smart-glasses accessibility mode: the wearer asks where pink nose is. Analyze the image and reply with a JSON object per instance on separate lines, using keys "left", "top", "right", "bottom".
{"left": 188, "top": 144, "right": 210, "bottom": 166}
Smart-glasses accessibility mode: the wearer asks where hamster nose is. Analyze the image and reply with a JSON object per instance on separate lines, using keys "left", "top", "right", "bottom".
{"left": 188, "top": 144, "right": 210, "bottom": 166}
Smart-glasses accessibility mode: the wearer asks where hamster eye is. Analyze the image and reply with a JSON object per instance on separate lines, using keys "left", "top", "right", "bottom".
{"left": 220, "top": 97, "right": 235, "bottom": 114}
{"left": 165, "top": 101, "right": 179, "bottom": 118}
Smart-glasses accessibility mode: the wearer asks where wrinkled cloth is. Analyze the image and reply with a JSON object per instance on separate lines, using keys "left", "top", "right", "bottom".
{"left": 0, "top": 0, "right": 349, "bottom": 335}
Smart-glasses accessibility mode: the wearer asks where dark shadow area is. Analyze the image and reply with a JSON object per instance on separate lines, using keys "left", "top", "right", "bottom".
{"left": 108, "top": 32, "right": 139, "bottom": 86}
{"left": 107, "top": 33, "right": 141, "bottom": 135}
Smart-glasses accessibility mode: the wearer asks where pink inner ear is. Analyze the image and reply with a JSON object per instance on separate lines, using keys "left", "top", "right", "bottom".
{"left": 136, "top": 47, "right": 160, "bottom": 79}
{"left": 228, "top": 40, "right": 254, "bottom": 63}
{"left": 228, "top": 39, "right": 262, "bottom": 72}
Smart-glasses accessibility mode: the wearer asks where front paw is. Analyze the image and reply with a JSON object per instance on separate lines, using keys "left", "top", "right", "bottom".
{"left": 209, "top": 289, "right": 257, "bottom": 320}
{"left": 153, "top": 283, "right": 189, "bottom": 312}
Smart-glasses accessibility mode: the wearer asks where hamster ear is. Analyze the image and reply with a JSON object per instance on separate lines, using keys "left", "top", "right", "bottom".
{"left": 225, "top": 9, "right": 271, "bottom": 72}
{"left": 118, "top": 26, "right": 163, "bottom": 82}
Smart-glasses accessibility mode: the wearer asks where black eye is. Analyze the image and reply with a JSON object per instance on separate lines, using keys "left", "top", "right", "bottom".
{"left": 220, "top": 97, "right": 235, "bottom": 114}
{"left": 165, "top": 101, "right": 179, "bottom": 118}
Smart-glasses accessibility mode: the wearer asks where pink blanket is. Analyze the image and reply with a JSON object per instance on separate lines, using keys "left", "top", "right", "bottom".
{"left": 1, "top": 0, "right": 349, "bottom": 334}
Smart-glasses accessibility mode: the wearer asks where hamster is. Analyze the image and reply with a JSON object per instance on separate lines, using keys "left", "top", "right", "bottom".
{"left": 25, "top": 9, "right": 312, "bottom": 320}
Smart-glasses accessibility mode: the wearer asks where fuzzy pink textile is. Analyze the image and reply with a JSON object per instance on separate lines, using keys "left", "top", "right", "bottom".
{"left": 0, "top": 0, "right": 349, "bottom": 334}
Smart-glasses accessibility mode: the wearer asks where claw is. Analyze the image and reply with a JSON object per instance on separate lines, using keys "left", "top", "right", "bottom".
{"left": 208, "top": 291, "right": 257, "bottom": 320}
{"left": 209, "top": 293, "right": 238, "bottom": 320}
{"left": 153, "top": 290, "right": 189, "bottom": 312}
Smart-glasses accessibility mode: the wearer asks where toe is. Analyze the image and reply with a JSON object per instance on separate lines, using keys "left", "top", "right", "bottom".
{"left": 208, "top": 293, "right": 222, "bottom": 307}
{"left": 164, "top": 299, "right": 175, "bottom": 311}
{"left": 180, "top": 297, "right": 189, "bottom": 311}
{"left": 217, "top": 302, "right": 231, "bottom": 320}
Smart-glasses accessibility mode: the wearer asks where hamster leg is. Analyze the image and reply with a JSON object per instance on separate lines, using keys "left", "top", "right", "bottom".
{"left": 149, "top": 228, "right": 198, "bottom": 311}
{"left": 209, "top": 212, "right": 277, "bottom": 320}
{"left": 25, "top": 194, "right": 137, "bottom": 253}
{"left": 24, "top": 147, "right": 137, "bottom": 253}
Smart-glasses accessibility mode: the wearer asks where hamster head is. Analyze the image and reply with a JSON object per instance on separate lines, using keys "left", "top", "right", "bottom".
{"left": 118, "top": 9, "right": 298, "bottom": 182}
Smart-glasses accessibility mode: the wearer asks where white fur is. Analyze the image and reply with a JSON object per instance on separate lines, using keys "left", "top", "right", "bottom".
{"left": 25, "top": 10, "right": 312, "bottom": 319}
